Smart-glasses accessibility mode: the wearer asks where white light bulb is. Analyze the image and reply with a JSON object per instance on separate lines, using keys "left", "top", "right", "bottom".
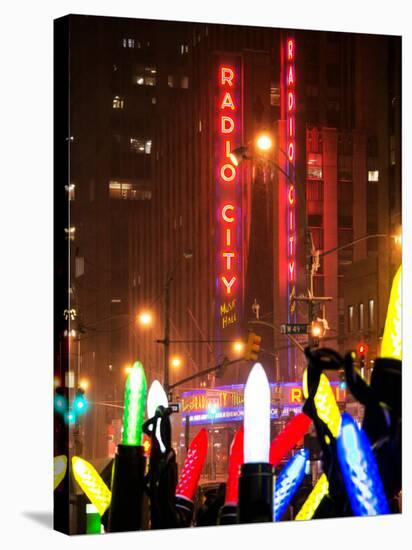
{"left": 244, "top": 363, "right": 270, "bottom": 463}
{"left": 147, "top": 380, "right": 169, "bottom": 452}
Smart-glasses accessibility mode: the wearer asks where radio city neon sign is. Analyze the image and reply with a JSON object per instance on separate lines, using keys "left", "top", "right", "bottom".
{"left": 218, "top": 65, "right": 239, "bottom": 298}
{"left": 286, "top": 37, "right": 296, "bottom": 307}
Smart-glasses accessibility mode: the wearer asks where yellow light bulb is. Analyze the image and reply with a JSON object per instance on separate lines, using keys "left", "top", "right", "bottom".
{"left": 303, "top": 369, "right": 341, "bottom": 438}
{"left": 295, "top": 473, "right": 329, "bottom": 520}
{"left": 381, "top": 265, "right": 402, "bottom": 360}
{"left": 72, "top": 456, "right": 111, "bottom": 516}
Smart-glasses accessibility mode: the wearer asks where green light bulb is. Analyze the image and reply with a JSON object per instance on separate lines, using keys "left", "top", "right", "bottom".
{"left": 122, "top": 361, "right": 147, "bottom": 446}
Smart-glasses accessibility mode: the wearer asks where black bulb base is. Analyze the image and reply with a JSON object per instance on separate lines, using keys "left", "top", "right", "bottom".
{"left": 238, "top": 462, "right": 273, "bottom": 523}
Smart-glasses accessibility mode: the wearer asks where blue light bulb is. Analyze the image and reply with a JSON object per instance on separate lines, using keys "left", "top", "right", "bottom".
{"left": 337, "top": 413, "right": 389, "bottom": 516}
{"left": 273, "top": 448, "right": 308, "bottom": 521}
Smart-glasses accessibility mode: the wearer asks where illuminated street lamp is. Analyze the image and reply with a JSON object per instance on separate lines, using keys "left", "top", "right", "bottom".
{"left": 232, "top": 340, "right": 245, "bottom": 355}
{"left": 79, "top": 378, "right": 89, "bottom": 391}
{"left": 170, "top": 356, "right": 182, "bottom": 369}
{"left": 256, "top": 133, "right": 273, "bottom": 151}
{"left": 137, "top": 310, "right": 153, "bottom": 327}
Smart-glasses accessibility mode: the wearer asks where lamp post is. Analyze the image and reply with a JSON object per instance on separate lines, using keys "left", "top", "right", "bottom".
{"left": 159, "top": 249, "right": 193, "bottom": 396}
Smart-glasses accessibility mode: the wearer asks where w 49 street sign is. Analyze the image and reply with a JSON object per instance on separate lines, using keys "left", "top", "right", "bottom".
{"left": 280, "top": 323, "right": 310, "bottom": 335}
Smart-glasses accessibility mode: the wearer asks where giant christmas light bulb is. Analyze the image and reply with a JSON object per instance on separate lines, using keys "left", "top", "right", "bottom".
{"left": 72, "top": 456, "right": 112, "bottom": 516}
{"left": 147, "top": 379, "right": 168, "bottom": 453}
{"left": 337, "top": 413, "right": 389, "bottom": 516}
{"left": 122, "top": 361, "right": 147, "bottom": 446}
{"left": 303, "top": 369, "right": 341, "bottom": 438}
{"left": 54, "top": 455, "right": 67, "bottom": 490}
{"left": 295, "top": 473, "right": 329, "bottom": 521}
{"left": 225, "top": 428, "right": 244, "bottom": 505}
{"left": 270, "top": 413, "right": 312, "bottom": 467}
{"left": 176, "top": 429, "right": 208, "bottom": 502}
{"left": 244, "top": 363, "right": 270, "bottom": 463}
{"left": 273, "top": 448, "right": 308, "bottom": 521}
{"left": 381, "top": 265, "right": 402, "bottom": 360}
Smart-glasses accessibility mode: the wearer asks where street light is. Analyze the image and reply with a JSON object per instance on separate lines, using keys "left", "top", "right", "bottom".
{"left": 256, "top": 133, "right": 273, "bottom": 151}
{"left": 170, "top": 356, "right": 182, "bottom": 368}
{"left": 137, "top": 311, "right": 153, "bottom": 327}
{"left": 232, "top": 340, "right": 245, "bottom": 355}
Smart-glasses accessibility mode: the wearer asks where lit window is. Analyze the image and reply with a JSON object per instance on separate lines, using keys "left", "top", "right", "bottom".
{"left": 130, "top": 138, "right": 152, "bottom": 154}
{"left": 270, "top": 86, "right": 280, "bottom": 107}
{"left": 65, "top": 183, "right": 75, "bottom": 200}
{"left": 359, "top": 303, "right": 364, "bottom": 330}
{"left": 113, "top": 96, "right": 124, "bottom": 109}
{"left": 151, "top": 97, "right": 157, "bottom": 104}
{"left": 133, "top": 66, "right": 157, "bottom": 86}
{"left": 181, "top": 76, "right": 189, "bottom": 89}
{"left": 368, "top": 170, "right": 379, "bottom": 182}
{"left": 168, "top": 75, "right": 175, "bottom": 88}
{"left": 109, "top": 181, "right": 152, "bottom": 201}
{"left": 307, "top": 153, "right": 323, "bottom": 179}
{"left": 128, "top": 38, "right": 135, "bottom": 48}
{"left": 348, "top": 305, "right": 354, "bottom": 332}
{"left": 368, "top": 299, "right": 374, "bottom": 328}
{"left": 64, "top": 227, "right": 76, "bottom": 241}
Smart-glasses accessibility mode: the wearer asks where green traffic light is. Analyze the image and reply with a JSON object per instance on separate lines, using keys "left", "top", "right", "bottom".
{"left": 73, "top": 391, "right": 89, "bottom": 414}
{"left": 122, "top": 361, "right": 147, "bottom": 446}
{"left": 54, "top": 394, "right": 67, "bottom": 414}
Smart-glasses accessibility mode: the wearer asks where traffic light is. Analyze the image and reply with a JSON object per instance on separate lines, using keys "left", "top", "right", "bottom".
{"left": 338, "top": 369, "right": 347, "bottom": 390}
{"left": 244, "top": 332, "right": 261, "bottom": 361}
{"left": 54, "top": 388, "right": 67, "bottom": 415}
{"left": 357, "top": 342, "right": 368, "bottom": 370}
{"left": 310, "top": 319, "right": 326, "bottom": 347}
{"left": 73, "top": 388, "right": 89, "bottom": 415}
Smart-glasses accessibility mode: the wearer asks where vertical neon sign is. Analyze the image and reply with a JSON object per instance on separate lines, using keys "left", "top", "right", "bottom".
{"left": 216, "top": 59, "right": 242, "bottom": 340}
{"left": 286, "top": 36, "right": 296, "bottom": 374}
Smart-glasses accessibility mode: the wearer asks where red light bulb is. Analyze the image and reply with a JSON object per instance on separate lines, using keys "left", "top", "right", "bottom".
{"left": 224, "top": 428, "right": 244, "bottom": 505}
{"left": 270, "top": 413, "right": 311, "bottom": 467}
{"left": 176, "top": 429, "right": 208, "bottom": 502}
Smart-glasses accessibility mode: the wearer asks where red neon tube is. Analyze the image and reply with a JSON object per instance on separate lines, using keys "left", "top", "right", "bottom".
{"left": 224, "top": 428, "right": 244, "bottom": 505}
{"left": 176, "top": 429, "right": 208, "bottom": 502}
{"left": 270, "top": 413, "right": 311, "bottom": 467}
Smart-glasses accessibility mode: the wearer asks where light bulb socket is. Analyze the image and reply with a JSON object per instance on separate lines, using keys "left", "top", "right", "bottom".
{"left": 238, "top": 462, "right": 273, "bottom": 523}
{"left": 108, "top": 444, "right": 146, "bottom": 532}
{"left": 218, "top": 503, "right": 238, "bottom": 525}
{"left": 174, "top": 495, "right": 194, "bottom": 527}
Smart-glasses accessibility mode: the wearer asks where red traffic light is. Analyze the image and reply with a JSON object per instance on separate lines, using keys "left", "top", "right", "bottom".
{"left": 357, "top": 343, "right": 368, "bottom": 356}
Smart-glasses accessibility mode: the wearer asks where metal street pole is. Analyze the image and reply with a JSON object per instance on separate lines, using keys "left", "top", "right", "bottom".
{"left": 163, "top": 280, "right": 170, "bottom": 395}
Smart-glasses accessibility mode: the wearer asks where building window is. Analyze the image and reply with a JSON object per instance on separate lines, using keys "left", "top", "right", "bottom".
{"left": 270, "top": 86, "right": 280, "bottom": 107}
{"left": 65, "top": 183, "right": 75, "bottom": 200}
{"left": 180, "top": 44, "right": 189, "bottom": 54}
{"left": 368, "top": 299, "right": 375, "bottom": 329}
{"left": 338, "top": 154, "right": 352, "bottom": 181}
{"left": 109, "top": 181, "right": 152, "bottom": 201}
{"left": 181, "top": 76, "right": 189, "bottom": 89}
{"left": 130, "top": 138, "right": 152, "bottom": 154}
{"left": 307, "top": 153, "right": 323, "bottom": 179}
{"left": 368, "top": 170, "right": 379, "bottom": 182}
{"left": 307, "top": 180, "right": 323, "bottom": 201}
{"left": 133, "top": 66, "right": 157, "bottom": 86}
{"left": 151, "top": 97, "right": 157, "bottom": 104}
{"left": 359, "top": 303, "right": 364, "bottom": 331}
{"left": 168, "top": 75, "right": 175, "bottom": 88}
{"left": 113, "top": 96, "right": 124, "bottom": 109}
{"left": 123, "top": 38, "right": 135, "bottom": 48}
{"left": 348, "top": 305, "right": 354, "bottom": 332}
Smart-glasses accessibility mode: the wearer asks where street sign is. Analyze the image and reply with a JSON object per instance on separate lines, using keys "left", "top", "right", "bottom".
{"left": 280, "top": 323, "right": 310, "bottom": 335}
{"left": 169, "top": 403, "right": 180, "bottom": 413}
